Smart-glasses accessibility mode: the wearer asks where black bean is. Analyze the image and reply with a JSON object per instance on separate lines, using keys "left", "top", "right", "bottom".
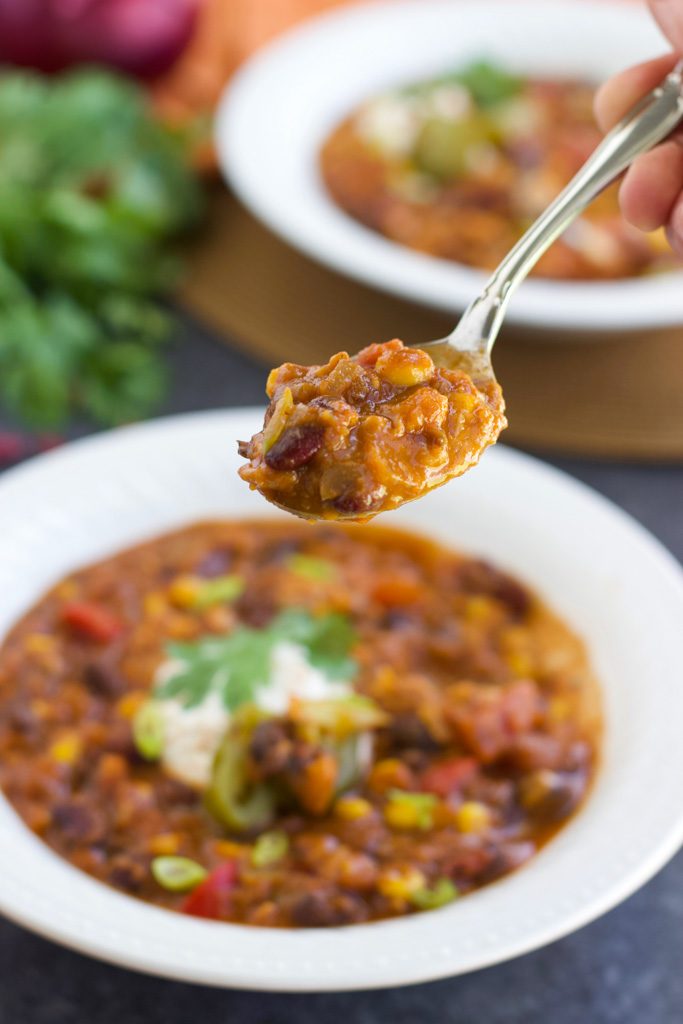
{"left": 265, "top": 425, "right": 324, "bottom": 471}
{"left": 52, "top": 802, "right": 105, "bottom": 844}
{"left": 290, "top": 889, "right": 368, "bottom": 928}
{"left": 83, "top": 661, "right": 125, "bottom": 699}
{"left": 157, "top": 777, "right": 200, "bottom": 807}
{"left": 478, "top": 840, "right": 536, "bottom": 883}
{"left": 249, "top": 720, "right": 292, "bottom": 776}
{"left": 385, "top": 713, "right": 438, "bottom": 751}
{"left": 109, "top": 858, "right": 146, "bottom": 892}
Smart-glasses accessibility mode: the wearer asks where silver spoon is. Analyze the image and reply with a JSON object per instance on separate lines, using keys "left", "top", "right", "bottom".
{"left": 423, "top": 59, "right": 683, "bottom": 386}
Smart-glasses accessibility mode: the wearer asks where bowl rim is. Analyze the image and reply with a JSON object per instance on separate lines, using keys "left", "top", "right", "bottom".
{"left": 215, "top": 0, "right": 683, "bottom": 332}
{"left": 0, "top": 409, "right": 682, "bottom": 991}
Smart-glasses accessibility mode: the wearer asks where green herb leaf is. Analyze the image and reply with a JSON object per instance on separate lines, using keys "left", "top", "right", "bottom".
{"left": 0, "top": 67, "right": 202, "bottom": 428}
{"left": 158, "top": 609, "right": 358, "bottom": 711}
{"left": 449, "top": 60, "right": 523, "bottom": 108}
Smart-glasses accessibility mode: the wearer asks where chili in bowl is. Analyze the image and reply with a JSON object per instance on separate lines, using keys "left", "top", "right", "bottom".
{"left": 0, "top": 518, "right": 598, "bottom": 927}
{"left": 0, "top": 410, "right": 682, "bottom": 990}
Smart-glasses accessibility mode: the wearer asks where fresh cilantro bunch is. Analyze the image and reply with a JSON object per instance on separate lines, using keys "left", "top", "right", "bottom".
{"left": 158, "top": 609, "right": 358, "bottom": 710}
{"left": 0, "top": 68, "right": 202, "bottom": 427}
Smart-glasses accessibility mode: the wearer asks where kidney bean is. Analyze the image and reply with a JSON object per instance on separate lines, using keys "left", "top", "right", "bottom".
{"left": 265, "top": 425, "right": 324, "bottom": 471}
{"left": 331, "top": 486, "right": 384, "bottom": 516}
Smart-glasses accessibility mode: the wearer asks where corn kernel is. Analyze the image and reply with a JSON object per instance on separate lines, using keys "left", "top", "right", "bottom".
{"left": 377, "top": 865, "right": 426, "bottom": 900}
{"left": 464, "top": 595, "right": 495, "bottom": 623}
{"left": 452, "top": 391, "right": 478, "bottom": 412}
{"left": 116, "top": 691, "right": 147, "bottom": 720}
{"left": 455, "top": 801, "right": 492, "bottom": 834}
{"left": 50, "top": 733, "right": 82, "bottom": 765}
{"left": 149, "top": 833, "right": 182, "bottom": 856}
{"left": 548, "top": 696, "right": 572, "bottom": 723}
{"left": 144, "top": 591, "right": 167, "bottom": 618}
{"left": 24, "top": 633, "right": 57, "bottom": 655}
{"left": 54, "top": 579, "right": 78, "bottom": 601}
{"left": 376, "top": 348, "right": 434, "bottom": 387}
{"left": 384, "top": 801, "right": 421, "bottom": 830}
{"left": 506, "top": 652, "right": 533, "bottom": 676}
{"left": 168, "top": 576, "right": 201, "bottom": 609}
{"left": 384, "top": 790, "right": 437, "bottom": 830}
{"left": 335, "top": 796, "right": 373, "bottom": 821}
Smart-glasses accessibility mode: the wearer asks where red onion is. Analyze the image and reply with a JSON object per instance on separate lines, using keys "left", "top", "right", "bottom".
{"left": 0, "top": 0, "right": 201, "bottom": 79}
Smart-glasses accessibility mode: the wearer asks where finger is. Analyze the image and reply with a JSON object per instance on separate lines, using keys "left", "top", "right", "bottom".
{"left": 665, "top": 192, "right": 683, "bottom": 255}
{"left": 594, "top": 54, "right": 678, "bottom": 131}
{"left": 649, "top": 0, "right": 683, "bottom": 53}
{"left": 618, "top": 141, "right": 683, "bottom": 230}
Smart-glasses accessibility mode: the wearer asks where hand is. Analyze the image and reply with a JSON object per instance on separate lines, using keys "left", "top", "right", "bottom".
{"left": 594, "top": 0, "right": 683, "bottom": 254}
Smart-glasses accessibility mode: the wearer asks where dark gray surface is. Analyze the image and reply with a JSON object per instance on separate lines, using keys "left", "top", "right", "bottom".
{"left": 1, "top": 316, "right": 681, "bottom": 1024}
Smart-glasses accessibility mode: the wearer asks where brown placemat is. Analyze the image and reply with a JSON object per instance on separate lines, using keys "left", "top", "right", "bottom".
{"left": 180, "top": 188, "right": 683, "bottom": 460}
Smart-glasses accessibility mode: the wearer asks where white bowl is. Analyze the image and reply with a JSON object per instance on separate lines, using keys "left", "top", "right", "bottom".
{"left": 216, "top": 0, "right": 683, "bottom": 333}
{"left": 0, "top": 409, "right": 682, "bottom": 990}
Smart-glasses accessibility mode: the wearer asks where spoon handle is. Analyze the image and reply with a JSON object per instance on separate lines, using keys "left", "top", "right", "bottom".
{"left": 456, "top": 59, "right": 683, "bottom": 354}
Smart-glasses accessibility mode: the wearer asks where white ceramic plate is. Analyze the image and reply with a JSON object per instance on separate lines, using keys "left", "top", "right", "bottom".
{"left": 216, "top": 0, "right": 683, "bottom": 333}
{"left": 0, "top": 409, "right": 682, "bottom": 991}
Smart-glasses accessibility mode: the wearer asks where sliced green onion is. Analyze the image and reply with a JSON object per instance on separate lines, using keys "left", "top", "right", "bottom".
{"left": 251, "top": 830, "right": 289, "bottom": 868}
{"left": 386, "top": 789, "right": 438, "bottom": 830}
{"left": 410, "top": 878, "right": 459, "bottom": 910}
{"left": 151, "top": 856, "right": 207, "bottom": 892}
{"left": 286, "top": 554, "right": 336, "bottom": 583}
{"left": 132, "top": 700, "right": 165, "bottom": 761}
{"left": 193, "top": 574, "right": 244, "bottom": 610}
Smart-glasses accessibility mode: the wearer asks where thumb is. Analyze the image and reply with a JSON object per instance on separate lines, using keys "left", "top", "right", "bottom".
{"left": 649, "top": 0, "right": 683, "bottom": 52}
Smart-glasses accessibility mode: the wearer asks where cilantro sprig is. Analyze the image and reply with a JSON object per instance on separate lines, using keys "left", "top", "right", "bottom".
{"left": 157, "top": 609, "right": 358, "bottom": 710}
{"left": 0, "top": 68, "right": 202, "bottom": 427}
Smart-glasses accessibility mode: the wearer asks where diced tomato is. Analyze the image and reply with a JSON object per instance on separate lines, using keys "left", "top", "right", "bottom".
{"left": 61, "top": 602, "right": 124, "bottom": 643}
{"left": 420, "top": 757, "right": 478, "bottom": 797}
{"left": 181, "top": 861, "right": 237, "bottom": 920}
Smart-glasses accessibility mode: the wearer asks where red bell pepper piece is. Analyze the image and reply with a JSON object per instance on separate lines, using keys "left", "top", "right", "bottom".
{"left": 420, "top": 757, "right": 478, "bottom": 797}
{"left": 181, "top": 861, "right": 237, "bottom": 920}
{"left": 61, "top": 601, "right": 124, "bottom": 643}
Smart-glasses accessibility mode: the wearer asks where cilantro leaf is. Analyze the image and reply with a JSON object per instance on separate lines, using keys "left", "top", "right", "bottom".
{"left": 0, "top": 67, "right": 202, "bottom": 428}
{"left": 158, "top": 610, "right": 358, "bottom": 711}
